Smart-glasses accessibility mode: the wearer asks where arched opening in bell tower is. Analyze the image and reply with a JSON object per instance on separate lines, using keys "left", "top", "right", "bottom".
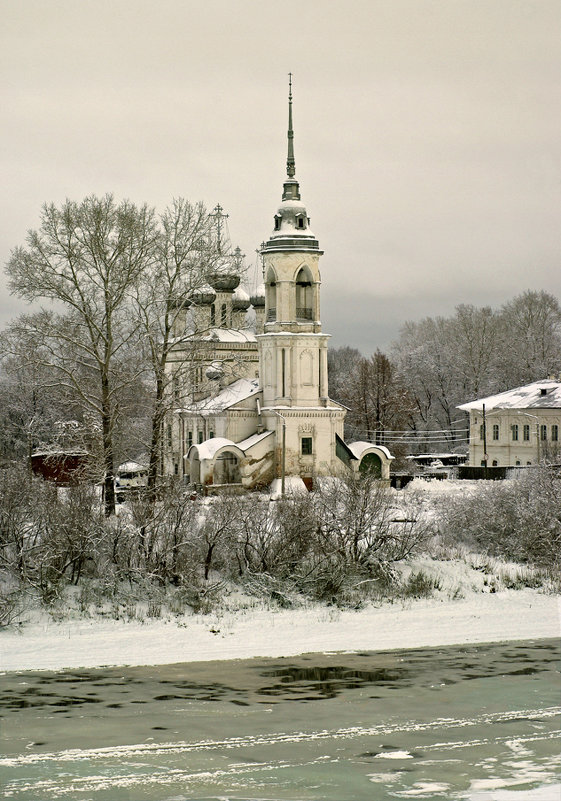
{"left": 295, "top": 266, "right": 314, "bottom": 321}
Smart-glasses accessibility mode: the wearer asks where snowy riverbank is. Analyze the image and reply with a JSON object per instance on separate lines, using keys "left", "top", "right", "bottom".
{"left": 1, "top": 582, "right": 559, "bottom": 673}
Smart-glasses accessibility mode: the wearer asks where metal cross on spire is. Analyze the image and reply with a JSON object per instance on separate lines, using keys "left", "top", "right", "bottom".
{"left": 209, "top": 203, "right": 229, "bottom": 255}
{"left": 286, "top": 72, "right": 295, "bottom": 178}
{"left": 231, "top": 245, "right": 245, "bottom": 271}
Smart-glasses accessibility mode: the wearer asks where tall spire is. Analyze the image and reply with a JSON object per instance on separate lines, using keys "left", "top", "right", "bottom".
{"left": 262, "top": 75, "right": 321, "bottom": 254}
{"left": 282, "top": 73, "right": 300, "bottom": 202}
{"left": 286, "top": 72, "right": 295, "bottom": 178}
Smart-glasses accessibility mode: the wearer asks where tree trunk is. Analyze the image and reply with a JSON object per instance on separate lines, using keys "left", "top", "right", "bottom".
{"left": 101, "top": 373, "right": 115, "bottom": 517}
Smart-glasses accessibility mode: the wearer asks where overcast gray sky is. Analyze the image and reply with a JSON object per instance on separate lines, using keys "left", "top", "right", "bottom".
{"left": 2, "top": 0, "right": 560, "bottom": 352}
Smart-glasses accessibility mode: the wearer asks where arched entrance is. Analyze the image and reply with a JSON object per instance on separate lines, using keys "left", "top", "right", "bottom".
{"left": 214, "top": 450, "right": 241, "bottom": 484}
{"left": 359, "top": 452, "right": 382, "bottom": 478}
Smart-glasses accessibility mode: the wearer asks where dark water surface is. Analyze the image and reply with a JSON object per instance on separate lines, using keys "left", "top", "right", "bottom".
{"left": 1, "top": 639, "right": 560, "bottom": 799}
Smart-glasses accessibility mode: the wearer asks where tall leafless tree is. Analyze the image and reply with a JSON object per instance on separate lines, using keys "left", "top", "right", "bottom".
{"left": 6, "top": 195, "right": 158, "bottom": 515}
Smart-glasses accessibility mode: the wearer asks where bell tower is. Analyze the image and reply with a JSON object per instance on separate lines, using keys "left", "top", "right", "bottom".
{"left": 258, "top": 76, "right": 345, "bottom": 481}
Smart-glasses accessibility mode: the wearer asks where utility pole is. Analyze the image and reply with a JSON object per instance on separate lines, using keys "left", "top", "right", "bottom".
{"left": 269, "top": 409, "right": 286, "bottom": 496}
{"left": 482, "top": 403, "right": 488, "bottom": 478}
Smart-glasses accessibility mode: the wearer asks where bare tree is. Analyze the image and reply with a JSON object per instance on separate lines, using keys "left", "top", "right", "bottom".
{"left": 498, "top": 290, "right": 561, "bottom": 386}
{"left": 133, "top": 199, "right": 222, "bottom": 499}
{"left": 6, "top": 195, "right": 158, "bottom": 515}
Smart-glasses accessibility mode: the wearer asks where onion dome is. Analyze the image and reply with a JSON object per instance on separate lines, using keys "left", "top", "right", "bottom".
{"left": 170, "top": 296, "right": 192, "bottom": 310}
{"left": 189, "top": 283, "right": 216, "bottom": 306}
{"left": 208, "top": 272, "right": 241, "bottom": 292}
{"left": 232, "top": 286, "right": 251, "bottom": 311}
{"left": 250, "top": 282, "right": 265, "bottom": 308}
{"left": 205, "top": 361, "right": 224, "bottom": 381}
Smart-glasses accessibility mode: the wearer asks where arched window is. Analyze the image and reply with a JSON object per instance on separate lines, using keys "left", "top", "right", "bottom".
{"left": 295, "top": 266, "right": 313, "bottom": 320}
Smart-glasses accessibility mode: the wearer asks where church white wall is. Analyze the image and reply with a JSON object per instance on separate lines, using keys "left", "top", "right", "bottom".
{"left": 262, "top": 407, "right": 345, "bottom": 478}
{"left": 258, "top": 333, "right": 330, "bottom": 407}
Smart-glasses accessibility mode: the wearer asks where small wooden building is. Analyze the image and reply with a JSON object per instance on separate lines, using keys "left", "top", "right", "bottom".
{"left": 31, "top": 450, "right": 91, "bottom": 485}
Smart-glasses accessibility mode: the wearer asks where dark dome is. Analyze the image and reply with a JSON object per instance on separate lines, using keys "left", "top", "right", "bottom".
{"left": 232, "top": 287, "right": 251, "bottom": 311}
{"left": 189, "top": 284, "right": 216, "bottom": 305}
{"left": 250, "top": 282, "right": 265, "bottom": 308}
{"left": 208, "top": 272, "right": 241, "bottom": 292}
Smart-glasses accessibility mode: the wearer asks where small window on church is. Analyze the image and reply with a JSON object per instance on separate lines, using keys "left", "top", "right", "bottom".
{"left": 210, "top": 304, "right": 215, "bottom": 326}
{"left": 167, "top": 424, "right": 172, "bottom": 449}
{"left": 297, "top": 216, "right": 305, "bottom": 229}
{"left": 198, "top": 431, "right": 203, "bottom": 444}
{"left": 188, "top": 431, "right": 193, "bottom": 448}
{"left": 274, "top": 216, "right": 281, "bottom": 230}
{"left": 221, "top": 303, "right": 227, "bottom": 326}
{"left": 301, "top": 437, "right": 313, "bottom": 455}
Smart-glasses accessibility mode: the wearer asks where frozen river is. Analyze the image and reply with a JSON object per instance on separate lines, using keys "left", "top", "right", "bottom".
{"left": 1, "top": 639, "right": 560, "bottom": 800}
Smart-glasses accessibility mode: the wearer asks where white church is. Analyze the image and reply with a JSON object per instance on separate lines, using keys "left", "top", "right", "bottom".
{"left": 164, "top": 82, "right": 393, "bottom": 492}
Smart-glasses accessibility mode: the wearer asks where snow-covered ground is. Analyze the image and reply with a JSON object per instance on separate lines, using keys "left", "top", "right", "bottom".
{"left": 1, "top": 569, "right": 559, "bottom": 673}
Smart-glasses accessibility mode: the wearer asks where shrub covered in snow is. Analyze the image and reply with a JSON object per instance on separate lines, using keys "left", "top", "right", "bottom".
{"left": 435, "top": 468, "right": 561, "bottom": 567}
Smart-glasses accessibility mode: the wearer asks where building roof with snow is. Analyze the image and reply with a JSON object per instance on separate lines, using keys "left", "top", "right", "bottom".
{"left": 117, "top": 461, "right": 147, "bottom": 474}
{"left": 203, "top": 328, "right": 257, "bottom": 343}
{"left": 179, "top": 378, "right": 260, "bottom": 415}
{"left": 458, "top": 379, "right": 561, "bottom": 412}
{"left": 347, "top": 441, "right": 394, "bottom": 461}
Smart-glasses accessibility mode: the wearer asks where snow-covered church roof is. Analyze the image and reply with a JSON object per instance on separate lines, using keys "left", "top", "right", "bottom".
{"left": 458, "top": 379, "right": 561, "bottom": 412}
{"left": 179, "top": 378, "right": 260, "bottom": 414}
{"left": 188, "top": 430, "right": 273, "bottom": 462}
{"left": 203, "top": 328, "right": 257, "bottom": 343}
